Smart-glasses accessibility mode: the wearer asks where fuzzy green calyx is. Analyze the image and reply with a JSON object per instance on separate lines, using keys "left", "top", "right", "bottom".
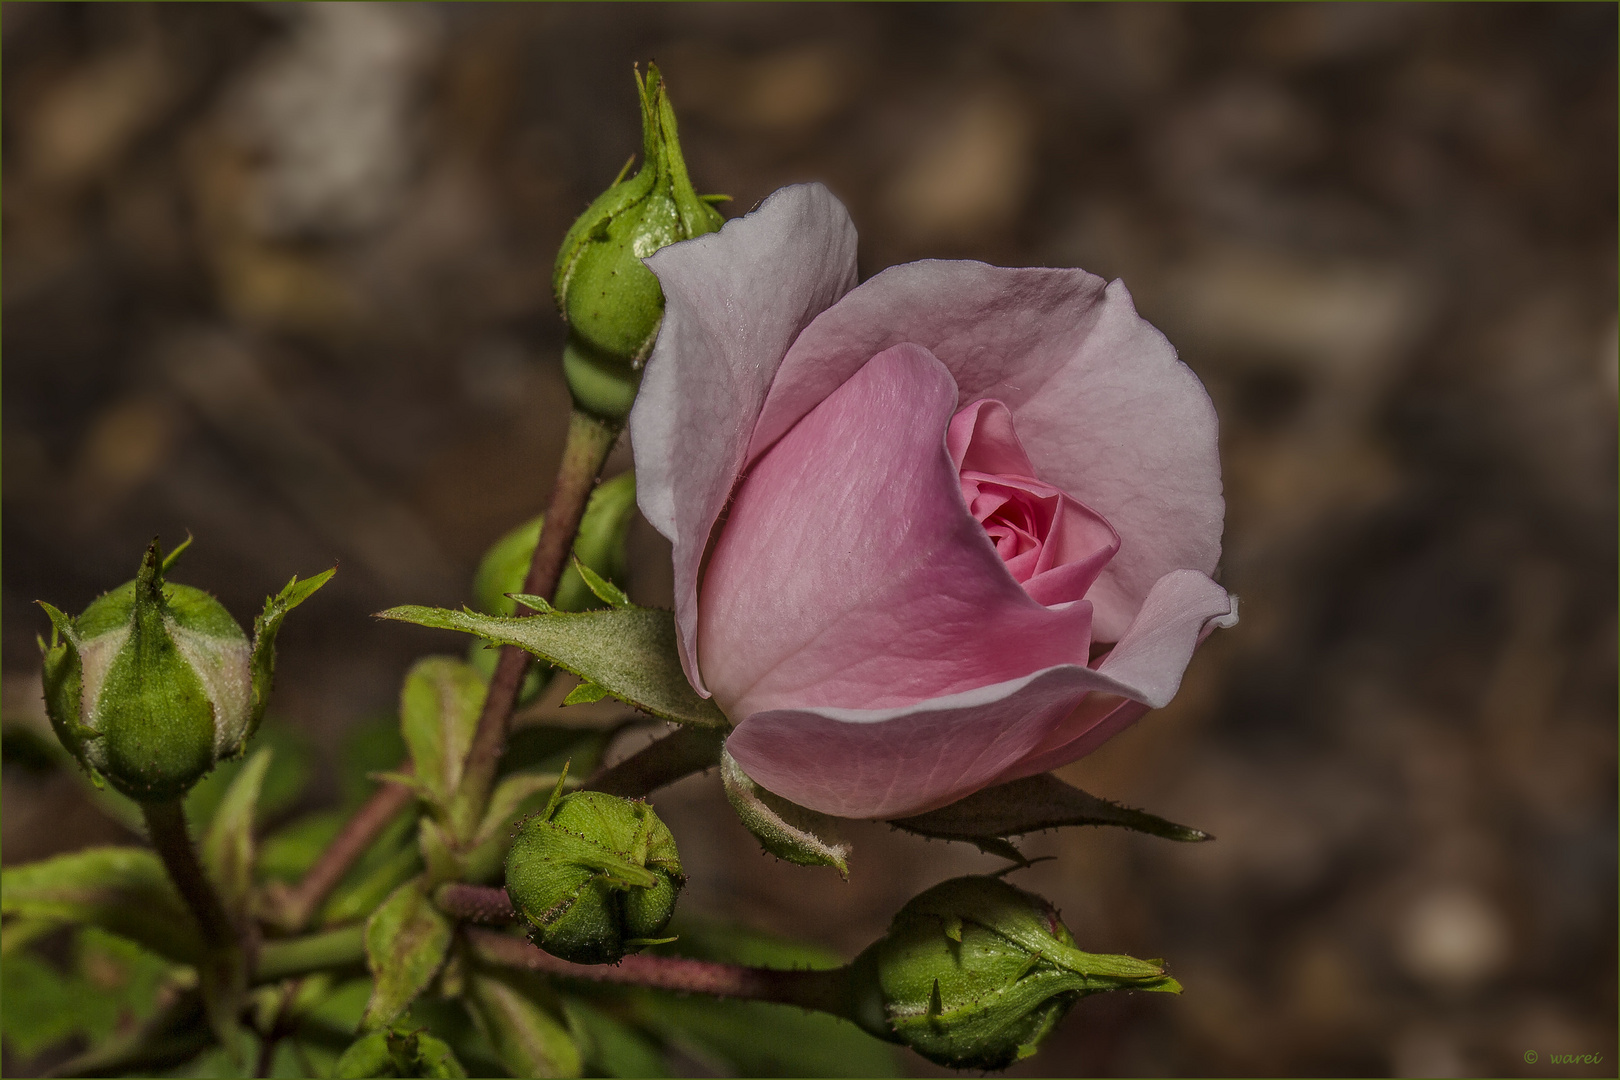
{"left": 38, "top": 538, "right": 331, "bottom": 803}
{"left": 847, "top": 876, "right": 1180, "bottom": 1071}
{"left": 39, "top": 540, "right": 249, "bottom": 802}
{"left": 504, "top": 783, "right": 684, "bottom": 965}
{"left": 553, "top": 63, "right": 726, "bottom": 421}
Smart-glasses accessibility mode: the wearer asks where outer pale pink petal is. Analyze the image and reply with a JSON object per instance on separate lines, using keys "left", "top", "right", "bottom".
{"left": 698, "top": 343, "right": 1095, "bottom": 719}
{"left": 990, "top": 569, "right": 1238, "bottom": 782}
{"left": 629, "top": 184, "right": 858, "bottom": 693}
{"left": 724, "top": 568, "right": 1236, "bottom": 819}
{"left": 746, "top": 261, "right": 1224, "bottom": 641}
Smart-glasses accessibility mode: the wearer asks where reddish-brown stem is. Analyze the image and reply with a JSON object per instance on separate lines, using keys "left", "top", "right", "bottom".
{"left": 464, "top": 926, "right": 855, "bottom": 1017}
{"left": 435, "top": 883, "right": 517, "bottom": 925}
{"left": 583, "top": 725, "right": 726, "bottom": 797}
{"left": 261, "top": 414, "right": 617, "bottom": 936}
{"left": 143, "top": 800, "right": 235, "bottom": 950}
{"left": 265, "top": 771, "right": 414, "bottom": 931}
{"left": 459, "top": 410, "right": 622, "bottom": 822}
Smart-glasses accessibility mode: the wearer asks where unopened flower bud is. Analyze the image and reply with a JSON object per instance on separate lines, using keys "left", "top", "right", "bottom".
{"left": 846, "top": 876, "right": 1180, "bottom": 1071}
{"left": 553, "top": 63, "right": 726, "bottom": 421}
{"left": 38, "top": 538, "right": 330, "bottom": 803}
{"left": 504, "top": 785, "right": 684, "bottom": 965}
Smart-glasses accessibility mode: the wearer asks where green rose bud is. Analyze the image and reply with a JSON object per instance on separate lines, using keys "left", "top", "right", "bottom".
{"left": 553, "top": 63, "right": 726, "bottom": 422}
{"left": 38, "top": 538, "right": 331, "bottom": 802}
{"left": 504, "top": 783, "right": 684, "bottom": 965}
{"left": 846, "top": 876, "right": 1180, "bottom": 1071}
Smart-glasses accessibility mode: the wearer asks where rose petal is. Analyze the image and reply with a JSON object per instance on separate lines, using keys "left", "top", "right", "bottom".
{"left": 699, "top": 343, "right": 1095, "bottom": 720}
{"left": 990, "top": 568, "right": 1239, "bottom": 782}
{"left": 630, "top": 183, "right": 859, "bottom": 694}
{"left": 724, "top": 568, "right": 1235, "bottom": 818}
{"left": 747, "top": 260, "right": 1224, "bottom": 641}
{"left": 950, "top": 398, "right": 1120, "bottom": 606}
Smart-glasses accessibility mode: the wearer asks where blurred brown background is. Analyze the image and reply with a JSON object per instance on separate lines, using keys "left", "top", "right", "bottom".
{"left": 3, "top": 3, "right": 1615, "bottom": 1076}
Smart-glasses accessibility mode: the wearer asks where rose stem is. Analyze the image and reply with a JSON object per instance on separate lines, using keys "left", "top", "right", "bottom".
{"left": 142, "top": 799, "right": 235, "bottom": 951}
{"left": 264, "top": 768, "right": 414, "bottom": 932}
{"left": 464, "top": 926, "right": 856, "bottom": 1018}
{"left": 435, "top": 882, "right": 518, "bottom": 924}
{"left": 583, "top": 725, "right": 726, "bottom": 797}
{"left": 253, "top": 981, "right": 298, "bottom": 1079}
{"left": 265, "top": 411, "right": 619, "bottom": 933}
{"left": 254, "top": 925, "right": 367, "bottom": 984}
{"left": 459, "top": 409, "right": 622, "bottom": 821}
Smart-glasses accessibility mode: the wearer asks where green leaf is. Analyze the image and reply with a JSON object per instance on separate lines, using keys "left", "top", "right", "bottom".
{"left": 632, "top": 994, "right": 900, "bottom": 1078}
{"left": 201, "top": 747, "right": 273, "bottom": 920}
{"left": 400, "top": 996, "right": 507, "bottom": 1079}
{"left": 1, "top": 949, "right": 84, "bottom": 1057}
{"left": 651, "top": 916, "right": 845, "bottom": 970}
{"left": 248, "top": 567, "right": 335, "bottom": 740}
{"left": 889, "top": 773, "right": 1212, "bottom": 860}
{"left": 186, "top": 724, "right": 313, "bottom": 833}
{"left": 376, "top": 605, "right": 727, "bottom": 729}
{"left": 397, "top": 656, "right": 487, "bottom": 822}
{"left": 4, "top": 936, "right": 195, "bottom": 1071}
{"left": 1, "top": 847, "right": 203, "bottom": 964}
{"left": 362, "top": 879, "right": 453, "bottom": 1031}
{"left": 332, "top": 1028, "right": 469, "bottom": 1078}
{"left": 257, "top": 811, "right": 346, "bottom": 883}
{"left": 295, "top": 976, "right": 375, "bottom": 1043}
{"left": 633, "top": 917, "right": 902, "bottom": 1077}
{"left": 333, "top": 1030, "right": 394, "bottom": 1077}
{"left": 1, "top": 917, "right": 58, "bottom": 957}
{"left": 464, "top": 967, "right": 584, "bottom": 1079}
{"left": 561, "top": 680, "right": 611, "bottom": 706}
{"left": 472, "top": 771, "right": 569, "bottom": 850}
{"left": 389, "top": 1029, "right": 468, "bottom": 1078}
{"left": 570, "top": 558, "right": 631, "bottom": 609}
{"left": 43, "top": 985, "right": 212, "bottom": 1078}
{"left": 720, "top": 749, "right": 849, "bottom": 876}
{"left": 562, "top": 997, "right": 669, "bottom": 1078}
{"left": 473, "top": 471, "right": 638, "bottom": 619}
{"left": 76, "top": 927, "right": 174, "bottom": 1037}
{"left": 496, "top": 725, "right": 617, "bottom": 780}
{"left": 340, "top": 714, "right": 411, "bottom": 809}
{"left": 418, "top": 817, "right": 463, "bottom": 886}
{"left": 566, "top": 471, "right": 637, "bottom": 603}
{"left": 320, "top": 813, "right": 423, "bottom": 928}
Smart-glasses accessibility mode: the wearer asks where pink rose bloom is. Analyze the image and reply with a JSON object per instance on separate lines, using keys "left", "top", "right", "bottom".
{"left": 629, "top": 184, "right": 1236, "bottom": 820}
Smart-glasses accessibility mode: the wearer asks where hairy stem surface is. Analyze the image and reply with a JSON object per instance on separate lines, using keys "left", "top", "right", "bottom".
{"left": 435, "top": 882, "right": 518, "bottom": 924}
{"left": 460, "top": 410, "right": 621, "bottom": 817}
{"left": 464, "top": 927, "right": 855, "bottom": 1017}
{"left": 584, "top": 725, "right": 726, "bottom": 797}
{"left": 143, "top": 799, "right": 235, "bottom": 950}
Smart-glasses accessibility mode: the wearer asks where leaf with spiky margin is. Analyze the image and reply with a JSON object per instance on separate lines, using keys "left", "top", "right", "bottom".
{"left": 570, "top": 557, "right": 632, "bottom": 609}
{"left": 247, "top": 567, "right": 336, "bottom": 742}
{"left": 375, "top": 604, "right": 727, "bottom": 729}
{"left": 888, "top": 773, "right": 1211, "bottom": 861}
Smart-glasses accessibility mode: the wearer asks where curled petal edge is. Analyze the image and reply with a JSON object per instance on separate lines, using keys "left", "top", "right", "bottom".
{"left": 725, "top": 569, "right": 1236, "bottom": 819}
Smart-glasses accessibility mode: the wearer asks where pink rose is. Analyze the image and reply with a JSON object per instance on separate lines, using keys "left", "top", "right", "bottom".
{"left": 629, "top": 184, "right": 1236, "bottom": 819}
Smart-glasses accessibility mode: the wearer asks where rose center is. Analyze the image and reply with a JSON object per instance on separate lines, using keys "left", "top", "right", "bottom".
{"left": 949, "top": 399, "right": 1120, "bottom": 609}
